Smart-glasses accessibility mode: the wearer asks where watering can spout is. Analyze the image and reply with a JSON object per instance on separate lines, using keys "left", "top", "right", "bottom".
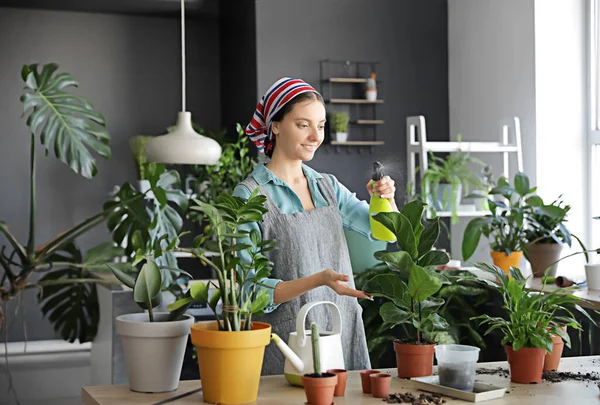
{"left": 271, "top": 333, "right": 305, "bottom": 373}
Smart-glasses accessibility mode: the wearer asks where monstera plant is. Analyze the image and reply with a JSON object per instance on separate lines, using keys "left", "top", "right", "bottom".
{"left": 0, "top": 63, "right": 186, "bottom": 343}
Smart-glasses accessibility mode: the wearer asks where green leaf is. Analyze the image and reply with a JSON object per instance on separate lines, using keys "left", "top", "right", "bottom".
{"left": 83, "top": 242, "right": 125, "bottom": 264}
{"left": 514, "top": 172, "right": 530, "bottom": 197}
{"left": 418, "top": 250, "right": 449, "bottom": 267}
{"left": 373, "top": 212, "right": 418, "bottom": 259}
{"left": 422, "top": 313, "right": 449, "bottom": 332}
{"left": 250, "top": 290, "right": 270, "bottom": 314}
{"left": 408, "top": 265, "right": 442, "bottom": 302}
{"left": 209, "top": 289, "right": 221, "bottom": 310}
{"left": 37, "top": 266, "right": 100, "bottom": 343}
{"left": 190, "top": 281, "right": 209, "bottom": 302}
{"left": 400, "top": 200, "right": 426, "bottom": 240}
{"left": 379, "top": 302, "right": 411, "bottom": 327}
{"left": 418, "top": 218, "right": 441, "bottom": 258}
{"left": 525, "top": 196, "right": 543, "bottom": 207}
{"left": 21, "top": 63, "right": 110, "bottom": 178}
{"left": 362, "top": 274, "right": 410, "bottom": 308}
{"left": 167, "top": 296, "right": 194, "bottom": 312}
{"left": 376, "top": 251, "right": 419, "bottom": 279}
{"left": 462, "top": 217, "right": 491, "bottom": 261}
{"left": 133, "top": 260, "right": 162, "bottom": 308}
{"left": 250, "top": 229, "right": 261, "bottom": 246}
{"left": 105, "top": 263, "right": 135, "bottom": 289}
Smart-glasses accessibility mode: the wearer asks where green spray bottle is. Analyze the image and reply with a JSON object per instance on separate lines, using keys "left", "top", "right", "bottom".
{"left": 369, "top": 161, "right": 396, "bottom": 241}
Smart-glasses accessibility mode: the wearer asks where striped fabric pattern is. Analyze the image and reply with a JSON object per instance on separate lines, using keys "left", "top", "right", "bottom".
{"left": 245, "top": 77, "right": 320, "bottom": 154}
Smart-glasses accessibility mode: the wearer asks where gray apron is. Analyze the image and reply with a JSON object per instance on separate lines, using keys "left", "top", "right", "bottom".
{"left": 240, "top": 175, "right": 371, "bottom": 376}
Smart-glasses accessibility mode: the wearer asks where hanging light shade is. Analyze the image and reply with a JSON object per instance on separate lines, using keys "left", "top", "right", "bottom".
{"left": 145, "top": 0, "right": 222, "bottom": 165}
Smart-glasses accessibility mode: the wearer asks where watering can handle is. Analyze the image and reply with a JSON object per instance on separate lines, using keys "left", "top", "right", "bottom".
{"left": 296, "top": 301, "right": 342, "bottom": 348}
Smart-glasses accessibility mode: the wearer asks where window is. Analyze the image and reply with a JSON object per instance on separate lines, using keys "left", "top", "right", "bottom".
{"left": 589, "top": 0, "right": 600, "bottom": 249}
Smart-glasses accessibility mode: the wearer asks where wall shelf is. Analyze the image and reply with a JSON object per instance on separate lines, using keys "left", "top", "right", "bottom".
{"left": 328, "top": 98, "right": 384, "bottom": 104}
{"left": 353, "top": 119, "right": 384, "bottom": 125}
{"left": 331, "top": 141, "right": 385, "bottom": 146}
{"left": 328, "top": 78, "right": 368, "bottom": 83}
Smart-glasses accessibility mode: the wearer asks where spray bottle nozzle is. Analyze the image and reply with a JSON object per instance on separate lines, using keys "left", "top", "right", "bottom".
{"left": 372, "top": 161, "right": 384, "bottom": 181}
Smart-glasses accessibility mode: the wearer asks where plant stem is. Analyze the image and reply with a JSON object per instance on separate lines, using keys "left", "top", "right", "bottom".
{"left": 148, "top": 304, "right": 154, "bottom": 322}
{"left": 26, "top": 132, "right": 35, "bottom": 262}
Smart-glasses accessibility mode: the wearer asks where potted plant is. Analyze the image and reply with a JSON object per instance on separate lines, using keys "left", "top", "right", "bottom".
{"left": 302, "top": 323, "right": 338, "bottom": 405}
{"left": 462, "top": 172, "right": 535, "bottom": 274}
{"left": 0, "top": 63, "right": 186, "bottom": 345}
{"left": 109, "top": 260, "right": 193, "bottom": 393}
{"left": 523, "top": 196, "right": 581, "bottom": 278}
{"left": 471, "top": 263, "right": 592, "bottom": 383}
{"left": 167, "top": 190, "right": 276, "bottom": 405}
{"left": 362, "top": 200, "right": 451, "bottom": 378}
{"left": 330, "top": 112, "right": 349, "bottom": 142}
{"left": 420, "top": 139, "right": 485, "bottom": 223}
{"left": 470, "top": 164, "right": 494, "bottom": 212}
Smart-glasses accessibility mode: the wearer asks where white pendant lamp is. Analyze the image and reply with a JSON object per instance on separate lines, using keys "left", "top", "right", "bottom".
{"left": 145, "top": 0, "right": 222, "bottom": 165}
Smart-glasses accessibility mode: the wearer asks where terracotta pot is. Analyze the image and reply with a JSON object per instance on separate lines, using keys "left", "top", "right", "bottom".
{"left": 326, "top": 369, "right": 348, "bottom": 397}
{"left": 302, "top": 373, "right": 337, "bottom": 405}
{"left": 359, "top": 370, "right": 380, "bottom": 394}
{"left": 190, "top": 321, "right": 271, "bottom": 405}
{"left": 505, "top": 345, "right": 545, "bottom": 384}
{"left": 527, "top": 243, "right": 563, "bottom": 278}
{"left": 394, "top": 341, "right": 435, "bottom": 378}
{"left": 491, "top": 251, "right": 523, "bottom": 275}
{"left": 370, "top": 373, "right": 392, "bottom": 398}
{"left": 544, "top": 327, "right": 567, "bottom": 371}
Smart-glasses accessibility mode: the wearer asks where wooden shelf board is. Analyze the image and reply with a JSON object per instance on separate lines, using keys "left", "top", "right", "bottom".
{"left": 353, "top": 120, "right": 385, "bottom": 125}
{"left": 328, "top": 98, "right": 384, "bottom": 104}
{"left": 328, "top": 77, "right": 368, "bottom": 83}
{"left": 330, "top": 141, "right": 385, "bottom": 146}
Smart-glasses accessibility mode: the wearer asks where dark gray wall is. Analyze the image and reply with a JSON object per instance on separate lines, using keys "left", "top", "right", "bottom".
{"left": 255, "top": 0, "right": 449, "bottom": 203}
{"left": 219, "top": 0, "right": 258, "bottom": 140}
{"left": 0, "top": 7, "right": 220, "bottom": 341}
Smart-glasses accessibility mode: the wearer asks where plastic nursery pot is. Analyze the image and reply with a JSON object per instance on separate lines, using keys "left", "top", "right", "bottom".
{"left": 394, "top": 341, "right": 435, "bottom": 378}
{"left": 544, "top": 327, "right": 567, "bottom": 372}
{"left": 435, "top": 344, "right": 481, "bottom": 392}
{"left": 326, "top": 369, "right": 348, "bottom": 397}
{"left": 490, "top": 251, "right": 523, "bottom": 275}
{"left": 359, "top": 370, "right": 380, "bottom": 394}
{"left": 302, "top": 373, "right": 337, "bottom": 405}
{"left": 370, "top": 373, "right": 392, "bottom": 399}
{"left": 505, "top": 345, "right": 546, "bottom": 384}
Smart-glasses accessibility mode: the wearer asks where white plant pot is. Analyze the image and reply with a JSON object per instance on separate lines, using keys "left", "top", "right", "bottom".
{"left": 366, "top": 89, "right": 377, "bottom": 101}
{"left": 585, "top": 264, "right": 600, "bottom": 290}
{"left": 334, "top": 132, "right": 348, "bottom": 142}
{"left": 116, "top": 313, "right": 194, "bottom": 393}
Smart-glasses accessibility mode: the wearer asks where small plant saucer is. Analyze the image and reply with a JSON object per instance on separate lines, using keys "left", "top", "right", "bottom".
{"left": 410, "top": 376, "right": 507, "bottom": 402}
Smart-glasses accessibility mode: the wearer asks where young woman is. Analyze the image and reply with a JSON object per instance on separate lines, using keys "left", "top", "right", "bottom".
{"left": 233, "top": 77, "right": 398, "bottom": 375}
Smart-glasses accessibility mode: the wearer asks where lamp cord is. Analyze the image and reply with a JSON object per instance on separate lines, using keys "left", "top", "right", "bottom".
{"left": 181, "top": 0, "right": 186, "bottom": 112}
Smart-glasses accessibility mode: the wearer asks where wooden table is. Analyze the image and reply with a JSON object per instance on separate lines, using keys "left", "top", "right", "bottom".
{"left": 527, "top": 278, "right": 600, "bottom": 310}
{"left": 82, "top": 356, "right": 600, "bottom": 404}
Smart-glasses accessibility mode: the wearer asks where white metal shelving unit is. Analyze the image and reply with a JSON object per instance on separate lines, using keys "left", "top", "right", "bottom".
{"left": 406, "top": 115, "right": 524, "bottom": 218}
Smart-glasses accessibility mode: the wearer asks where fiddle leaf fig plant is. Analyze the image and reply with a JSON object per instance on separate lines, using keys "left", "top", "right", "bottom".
{"left": 363, "top": 200, "right": 450, "bottom": 343}
{"left": 0, "top": 63, "right": 187, "bottom": 343}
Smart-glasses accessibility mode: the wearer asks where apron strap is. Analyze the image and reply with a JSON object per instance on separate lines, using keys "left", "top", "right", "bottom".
{"left": 316, "top": 175, "right": 339, "bottom": 208}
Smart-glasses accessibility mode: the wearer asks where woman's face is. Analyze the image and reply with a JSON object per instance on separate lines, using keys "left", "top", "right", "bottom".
{"left": 271, "top": 98, "right": 326, "bottom": 162}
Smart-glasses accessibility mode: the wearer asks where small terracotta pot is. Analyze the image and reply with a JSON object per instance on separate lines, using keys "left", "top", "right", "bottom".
{"left": 491, "top": 251, "right": 523, "bottom": 275}
{"left": 359, "top": 370, "right": 380, "bottom": 394}
{"left": 302, "top": 373, "right": 337, "bottom": 405}
{"left": 370, "top": 373, "right": 392, "bottom": 398}
{"left": 394, "top": 341, "right": 435, "bottom": 378}
{"left": 544, "top": 327, "right": 567, "bottom": 371}
{"left": 505, "top": 345, "right": 545, "bottom": 384}
{"left": 326, "top": 369, "right": 348, "bottom": 397}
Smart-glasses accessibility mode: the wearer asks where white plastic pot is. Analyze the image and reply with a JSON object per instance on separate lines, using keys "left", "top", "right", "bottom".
{"left": 585, "top": 264, "right": 600, "bottom": 290}
{"left": 334, "top": 132, "right": 348, "bottom": 142}
{"left": 116, "top": 313, "right": 194, "bottom": 393}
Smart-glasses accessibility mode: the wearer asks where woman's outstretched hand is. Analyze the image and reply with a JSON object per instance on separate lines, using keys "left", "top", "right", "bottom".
{"left": 320, "top": 269, "right": 373, "bottom": 300}
{"left": 366, "top": 175, "right": 398, "bottom": 210}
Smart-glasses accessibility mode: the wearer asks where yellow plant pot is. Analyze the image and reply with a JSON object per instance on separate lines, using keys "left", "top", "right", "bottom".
{"left": 490, "top": 251, "right": 523, "bottom": 275}
{"left": 191, "top": 321, "right": 271, "bottom": 405}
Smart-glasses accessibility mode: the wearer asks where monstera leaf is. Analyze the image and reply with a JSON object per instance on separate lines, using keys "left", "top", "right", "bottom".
{"left": 20, "top": 63, "right": 110, "bottom": 179}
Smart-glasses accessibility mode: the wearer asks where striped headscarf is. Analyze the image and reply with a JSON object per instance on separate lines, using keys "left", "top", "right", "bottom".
{"left": 245, "top": 77, "right": 320, "bottom": 155}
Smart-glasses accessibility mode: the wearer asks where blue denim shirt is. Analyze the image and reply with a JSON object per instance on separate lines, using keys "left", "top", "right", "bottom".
{"left": 232, "top": 163, "right": 373, "bottom": 312}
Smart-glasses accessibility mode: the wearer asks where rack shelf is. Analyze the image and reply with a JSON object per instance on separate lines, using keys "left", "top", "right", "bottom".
{"left": 328, "top": 98, "right": 384, "bottom": 104}
{"left": 331, "top": 141, "right": 385, "bottom": 146}
{"left": 328, "top": 77, "right": 368, "bottom": 83}
{"left": 353, "top": 119, "right": 384, "bottom": 125}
